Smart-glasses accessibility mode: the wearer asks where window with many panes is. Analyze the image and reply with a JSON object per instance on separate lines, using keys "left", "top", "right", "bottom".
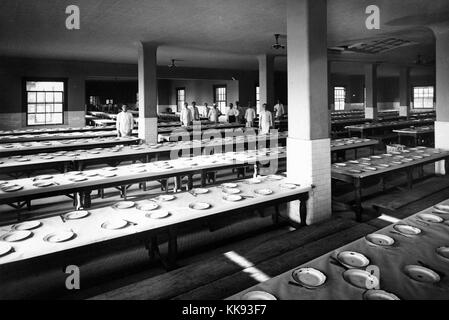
{"left": 176, "top": 87, "right": 185, "bottom": 112}
{"left": 214, "top": 85, "right": 227, "bottom": 114}
{"left": 25, "top": 80, "right": 66, "bottom": 125}
{"left": 413, "top": 86, "right": 434, "bottom": 109}
{"left": 334, "top": 87, "right": 346, "bottom": 111}
{"left": 256, "top": 85, "right": 260, "bottom": 114}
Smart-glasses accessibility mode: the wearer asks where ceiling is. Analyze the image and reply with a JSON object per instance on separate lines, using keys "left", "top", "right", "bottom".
{"left": 0, "top": 0, "right": 448, "bottom": 72}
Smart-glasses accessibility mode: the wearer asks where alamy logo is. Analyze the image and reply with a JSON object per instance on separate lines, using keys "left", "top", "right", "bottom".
{"left": 65, "top": 265, "right": 80, "bottom": 290}
{"left": 65, "top": 5, "right": 80, "bottom": 30}
{"left": 365, "top": 5, "right": 380, "bottom": 30}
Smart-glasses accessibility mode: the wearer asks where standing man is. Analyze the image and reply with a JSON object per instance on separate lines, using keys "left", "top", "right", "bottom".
{"left": 203, "top": 102, "right": 210, "bottom": 118}
{"left": 116, "top": 104, "right": 135, "bottom": 137}
{"left": 226, "top": 103, "right": 239, "bottom": 123}
{"left": 259, "top": 103, "right": 273, "bottom": 134}
{"left": 235, "top": 101, "right": 244, "bottom": 124}
{"left": 244, "top": 105, "right": 256, "bottom": 128}
{"left": 190, "top": 101, "right": 200, "bottom": 121}
{"left": 208, "top": 103, "right": 221, "bottom": 123}
{"left": 274, "top": 99, "right": 285, "bottom": 119}
{"left": 181, "top": 102, "right": 192, "bottom": 127}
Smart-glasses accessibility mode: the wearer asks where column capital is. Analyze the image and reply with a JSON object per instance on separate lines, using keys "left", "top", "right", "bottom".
{"left": 428, "top": 23, "right": 449, "bottom": 37}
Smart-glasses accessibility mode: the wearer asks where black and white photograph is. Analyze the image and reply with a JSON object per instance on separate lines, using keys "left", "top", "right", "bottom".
{"left": 0, "top": 0, "right": 448, "bottom": 305}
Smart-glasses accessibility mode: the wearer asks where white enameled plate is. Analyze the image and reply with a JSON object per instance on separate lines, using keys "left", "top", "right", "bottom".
{"left": 12, "top": 221, "right": 42, "bottom": 231}
{"left": 64, "top": 210, "right": 90, "bottom": 220}
{"left": 335, "top": 163, "right": 347, "bottom": 167}
{"left": 222, "top": 188, "right": 241, "bottom": 195}
{"left": 189, "top": 202, "right": 211, "bottom": 210}
{"left": 434, "top": 204, "right": 449, "bottom": 213}
{"left": 192, "top": 188, "right": 209, "bottom": 195}
{"left": 33, "top": 181, "right": 55, "bottom": 187}
{"left": 136, "top": 202, "right": 159, "bottom": 211}
{"left": 363, "top": 290, "right": 400, "bottom": 300}
{"left": 70, "top": 176, "right": 88, "bottom": 182}
{"left": 221, "top": 183, "right": 238, "bottom": 188}
{"left": 104, "top": 167, "right": 118, "bottom": 171}
{"left": 365, "top": 234, "right": 395, "bottom": 247}
{"left": 336, "top": 251, "right": 370, "bottom": 269}
{"left": 146, "top": 211, "right": 170, "bottom": 219}
{"left": 348, "top": 169, "right": 363, "bottom": 174}
{"left": 279, "top": 183, "right": 297, "bottom": 189}
{"left": 291, "top": 268, "right": 327, "bottom": 288}
{"left": 113, "top": 201, "right": 135, "bottom": 209}
{"left": 0, "top": 230, "right": 32, "bottom": 242}
{"left": 417, "top": 213, "right": 443, "bottom": 223}
{"left": 86, "top": 172, "right": 99, "bottom": 177}
{"left": 436, "top": 246, "right": 449, "bottom": 261}
{"left": 35, "top": 175, "right": 53, "bottom": 180}
{"left": 43, "top": 231, "right": 75, "bottom": 243}
{"left": 393, "top": 224, "right": 421, "bottom": 235}
{"left": 343, "top": 269, "right": 379, "bottom": 289}
{"left": 223, "top": 194, "right": 243, "bottom": 202}
{"left": 0, "top": 243, "right": 13, "bottom": 257}
{"left": 16, "top": 158, "right": 30, "bottom": 162}
{"left": 156, "top": 195, "right": 176, "bottom": 202}
{"left": 254, "top": 189, "right": 273, "bottom": 196}
{"left": 1, "top": 185, "right": 23, "bottom": 192}
{"left": 404, "top": 265, "right": 440, "bottom": 283}
{"left": 102, "top": 172, "right": 117, "bottom": 178}
{"left": 241, "top": 291, "right": 277, "bottom": 300}
{"left": 101, "top": 219, "right": 128, "bottom": 230}
{"left": 246, "top": 178, "right": 262, "bottom": 184}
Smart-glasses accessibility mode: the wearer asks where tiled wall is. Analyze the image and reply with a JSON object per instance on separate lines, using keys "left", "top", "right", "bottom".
{"left": 286, "top": 137, "right": 332, "bottom": 225}
{"left": 435, "top": 121, "right": 449, "bottom": 175}
{"left": 0, "top": 111, "right": 85, "bottom": 130}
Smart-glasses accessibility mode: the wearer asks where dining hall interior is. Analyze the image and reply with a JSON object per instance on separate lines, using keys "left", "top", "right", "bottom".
{"left": 0, "top": 0, "right": 449, "bottom": 301}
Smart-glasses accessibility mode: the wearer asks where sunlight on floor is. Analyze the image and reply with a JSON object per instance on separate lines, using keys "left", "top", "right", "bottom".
{"left": 224, "top": 251, "right": 271, "bottom": 283}
{"left": 377, "top": 214, "right": 401, "bottom": 224}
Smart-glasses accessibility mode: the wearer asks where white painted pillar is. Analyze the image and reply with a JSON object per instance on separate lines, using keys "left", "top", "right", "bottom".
{"left": 399, "top": 66, "right": 411, "bottom": 118}
{"left": 287, "top": 0, "right": 331, "bottom": 225}
{"left": 430, "top": 24, "right": 449, "bottom": 174}
{"left": 258, "top": 54, "right": 275, "bottom": 113}
{"left": 365, "top": 63, "right": 378, "bottom": 119}
{"left": 137, "top": 42, "right": 158, "bottom": 143}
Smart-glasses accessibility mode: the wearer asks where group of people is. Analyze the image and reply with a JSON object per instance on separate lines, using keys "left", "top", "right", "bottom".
{"left": 116, "top": 99, "right": 286, "bottom": 137}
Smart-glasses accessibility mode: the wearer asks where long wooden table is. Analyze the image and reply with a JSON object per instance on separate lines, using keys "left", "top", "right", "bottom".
{"left": 0, "top": 125, "right": 118, "bottom": 137}
{"left": 229, "top": 201, "right": 449, "bottom": 300}
{"left": 0, "top": 133, "right": 287, "bottom": 176}
{"left": 393, "top": 126, "right": 434, "bottom": 147}
{"left": 0, "top": 147, "right": 287, "bottom": 212}
{"left": 331, "top": 138, "right": 378, "bottom": 162}
{"left": 331, "top": 147, "right": 449, "bottom": 221}
{"left": 0, "top": 137, "right": 140, "bottom": 158}
{"left": 0, "top": 176, "right": 310, "bottom": 292}
{"left": 346, "top": 119, "right": 435, "bottom": 139}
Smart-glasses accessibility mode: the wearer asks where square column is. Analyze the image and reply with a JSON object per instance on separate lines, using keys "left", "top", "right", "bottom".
{"left": 365, "top": 64, "right": 378, "bottom": 120}
{"left": 258, "top": 54, "right": 275, "bottom": 113}
{"left": 138, "top": 42, "right": 158, "bottom": 144}
{"left": 399, "top": 67, "right": 411, "bottom": 118}
{"left": 431, "top": 25, "right": 449, "bottom": 174}
{"left": 287, "top": 0, "right": 331, "bottom": 225}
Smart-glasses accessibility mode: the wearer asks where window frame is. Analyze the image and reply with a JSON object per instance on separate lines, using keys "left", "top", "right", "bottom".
{"left": 176, "top": 87, "right": 186, "bottom": 113}
{"left": 23, "top": 77, "right": 68, "bottom": 126}
{"left": 213, "top": 84, "right": 227, "bottom": 114}
{"left": 412, "top": 86, "right": 435, "bottom": 109}
{"left": 334, "top": 86, "right": 346, "bottom": 111}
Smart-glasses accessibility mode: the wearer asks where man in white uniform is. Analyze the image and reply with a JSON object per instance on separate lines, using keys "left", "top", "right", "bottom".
{"left": 116, "top": 104, "right": 134, "bottom": 137}
{"left": 190, "top": 101, "right": 200, "bottom": 121}
{"left": 244, "top": 105, "right": 256, "bottom": 127}
{"left": 180, "top": 102, "right": 192, "bottom": 127}
{"left": 259, "top": 103, "right": 273, "bottom": 134}
{"left": 274, "top": 99, "right": 285, "bottom": 119}
{"left": 208, "top": 103, "right": 221, "bottom": 123}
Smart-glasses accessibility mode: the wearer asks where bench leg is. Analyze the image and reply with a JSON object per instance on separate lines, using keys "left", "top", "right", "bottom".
{"left": 354, "top": 178, "right": 363, "bottom": 222}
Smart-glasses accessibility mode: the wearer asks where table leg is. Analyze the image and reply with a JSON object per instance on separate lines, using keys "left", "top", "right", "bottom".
{"left": 201, "top": 171, "right": 207, "bottom": 187}
{"left": 354, "top": 178, "right": 363, "bottom": 222}
{"left": 406, "top": 168, "right": 413, "bottom": 189}
{"left": 75, "top": 192, "right": 83, "bottom": 210}
{"left": 300, "top": 193, "right": 309, "bottom": 226}
{"left": 167, "top": 227, "right": 178, "bottom": 270}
